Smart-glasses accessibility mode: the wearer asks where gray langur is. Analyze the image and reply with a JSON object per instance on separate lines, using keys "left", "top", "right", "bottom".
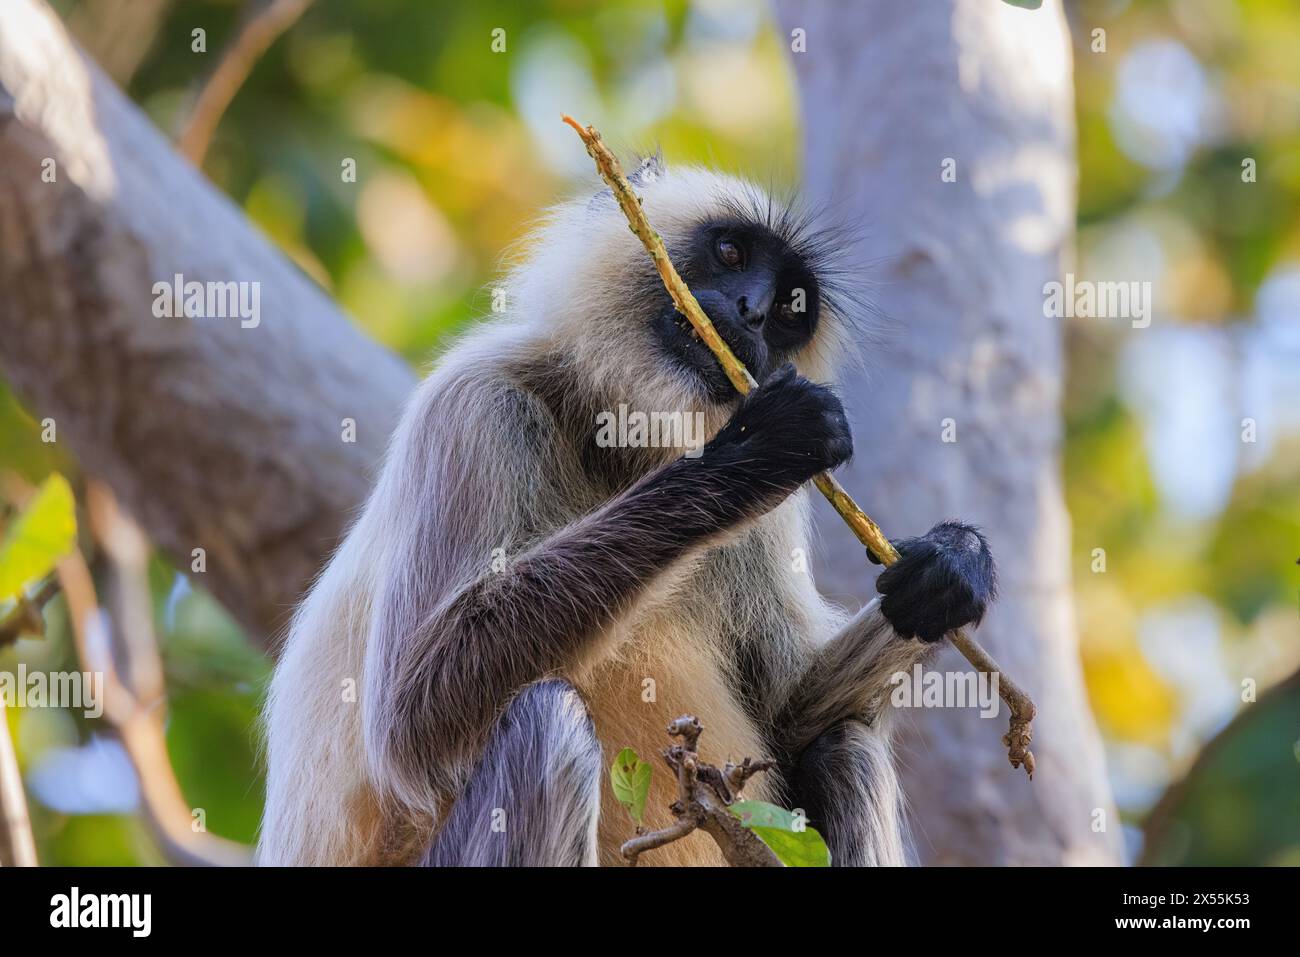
{"left": 258, "top": 156, "right": 996, "bottom": 867}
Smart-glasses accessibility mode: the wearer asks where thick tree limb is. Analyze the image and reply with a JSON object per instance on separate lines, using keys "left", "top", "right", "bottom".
{"left": 775, "top": 0, "right": 1119, "bottom": 863}
{"left": 564, "top": 116, "right": 1036, "bottom": 777}
{"left": 0, "top": 0, "right": 415, "bottom": 649}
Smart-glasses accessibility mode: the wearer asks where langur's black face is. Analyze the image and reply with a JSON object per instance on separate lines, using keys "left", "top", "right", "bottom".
{"left": 652, "top": 219, "right": 821, "bottom": 403}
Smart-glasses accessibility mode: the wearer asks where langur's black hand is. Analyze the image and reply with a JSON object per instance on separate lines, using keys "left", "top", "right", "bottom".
{"left": 707, "top": 363, "right": 853, "bottom": 488}
{"left": 875, "top": 522, "right": 996, "bottom": 642}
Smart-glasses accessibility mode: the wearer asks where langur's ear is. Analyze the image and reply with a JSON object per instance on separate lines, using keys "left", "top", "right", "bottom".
{"left": 627, "top": 149, "right": 665, "bottom": 187}
{"left": 588, "top": 148, "right": 665, "bottom": 211}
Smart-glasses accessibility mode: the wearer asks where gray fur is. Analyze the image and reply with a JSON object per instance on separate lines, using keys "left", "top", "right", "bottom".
{"left": 423, "top": 679, "right": 601, "bottom": 867}
{"left": 789, "top": 718, "right": 908, "bottom": 867}
{"left": 774, "top": 598, "right": 936, "bottom": 759}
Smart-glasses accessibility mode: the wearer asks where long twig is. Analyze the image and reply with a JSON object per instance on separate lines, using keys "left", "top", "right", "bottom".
{"left": 1, "top": 472, "right": 254, "bottom": 867}
{"left": 73, "top": 482, "right": 251, "bottom": 866}
{"left": 0, "top": 575, "right": 66, "bottom": 867}
{"left": 0, "top": 541, "right": 61, "bottom": 868}
{"left": 0, "top": 697, "right": 38, "bottom": 866}
{"left": 0, "top": 577, "right": 58, "bottom": 863}
{"left": 563, "top": 116, "right": 1035, "bottom": 777}
{"left": 620, "top": 716, "right": 781, "bottom": 867}
{"left": 175, "top": 0, "right": 314, "bottom": 164}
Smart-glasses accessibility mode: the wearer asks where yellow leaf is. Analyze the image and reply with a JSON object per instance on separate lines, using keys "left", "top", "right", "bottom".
{"left": 0, "top": 473, "right": 77, "bottom": 600}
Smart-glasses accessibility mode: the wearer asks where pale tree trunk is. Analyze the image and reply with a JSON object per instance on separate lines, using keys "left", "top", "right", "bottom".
{"left": 774, "top": 0, "right": 1122, "bottom": 864}
{"left": 0, "top": 0, "right": 415, "bottom": 648}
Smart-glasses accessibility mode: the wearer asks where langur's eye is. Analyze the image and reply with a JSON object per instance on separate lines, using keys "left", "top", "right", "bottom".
{"left": 715, "top": 238, "right": 744, "bottom": 269}
{"left": 775, "top": 300, "right": 795, "bottom": 322}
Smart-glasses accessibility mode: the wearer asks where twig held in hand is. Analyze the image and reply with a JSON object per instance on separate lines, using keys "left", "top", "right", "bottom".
{"left": 563, "top": 115, "right": 1036, "bottom": 778}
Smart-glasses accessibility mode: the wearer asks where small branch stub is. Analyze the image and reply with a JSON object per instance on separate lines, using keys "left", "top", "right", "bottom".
{"left": 620, "top": 716, "right": 781, "bottom": 867}
{"left": 562, "top": 114, "right": 1036, "bottom": 778}
{"left": 0, "top": 577, "right": 60, "bottom": 648}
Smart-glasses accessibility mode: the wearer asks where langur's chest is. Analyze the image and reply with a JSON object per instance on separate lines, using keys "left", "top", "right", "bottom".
{"left": 575, "top": 582, "right": 776, "bottom": 866}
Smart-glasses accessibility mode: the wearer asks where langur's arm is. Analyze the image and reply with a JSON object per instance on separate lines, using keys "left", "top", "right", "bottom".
{"left": 364, "top": 369, "right": 849, "bottom": 807}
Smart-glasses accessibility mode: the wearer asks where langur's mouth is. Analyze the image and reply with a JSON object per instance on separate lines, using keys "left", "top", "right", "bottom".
{"left": 651, "top": 305, "right": 756, "bottom": 404}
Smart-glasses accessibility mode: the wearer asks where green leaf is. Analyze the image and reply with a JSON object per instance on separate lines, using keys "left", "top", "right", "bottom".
{"left": 0, "top": 473, "right": 77, "bottom": 601}
{"left": 1002, "top": 0, "right": 1043, "bottom": 8}
{"left": 609, "top": 747, "right": 652, "bottom": 825}
{"left": 730, "top": 800, "right": 832, "bottom": 867}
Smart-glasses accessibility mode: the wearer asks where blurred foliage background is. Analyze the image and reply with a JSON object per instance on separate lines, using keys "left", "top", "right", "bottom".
{"left": 1, "top": 0, "right": 1296, "bottom": 865}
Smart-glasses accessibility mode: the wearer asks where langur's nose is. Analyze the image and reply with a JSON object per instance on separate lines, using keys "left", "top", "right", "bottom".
{"left": 737, "top": 287, "right": 775, "bottom": 328}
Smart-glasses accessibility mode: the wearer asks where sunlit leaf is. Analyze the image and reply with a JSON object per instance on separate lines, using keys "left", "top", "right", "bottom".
{"left": 730, "top": 800, "right": 831, "bottom": 867}
{"left": 609, "top": 747, "right": 652, "bottom": 825}
{"left": 0, "top": 473, "right": 76, "bottom": 601}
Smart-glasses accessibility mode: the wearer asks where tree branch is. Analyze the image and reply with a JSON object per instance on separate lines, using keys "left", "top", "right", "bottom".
{"left": 620, "top": 716, "right": 782, "bottom": 867}
{"left": 5, "top": 475, "right": 252, "bottom": 867}
{"left": 175, "top": 0, "right": 315, "bottom": 164}
{"left": 0, "top": 576, "right": 60, "bottom": 648}
{"left": 0, "top": 0, "right": 415, "bottom": 649}
{"left": 0, "top": 696, "right": 38, "bottom": 866}
{"left": 564, "top": 115, "right": 1036, "bottom": 777}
